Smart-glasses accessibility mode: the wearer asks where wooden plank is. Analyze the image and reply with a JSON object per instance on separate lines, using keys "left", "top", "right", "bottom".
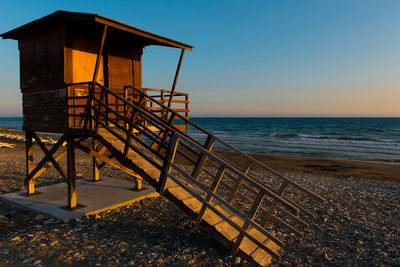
{"left": 26, "top": 135, "right": 67, "bottom": 182}
{"left": 83, "top": 25, "right": 108, "bottom": 130}
{"left": 31, "top": 150, "right": 67, "bottom": 181}
{"left": 75, "top": 143, "right": 138, "bottom": 177}
{"left": 165, "top": 171, "right": 280, "bottom": 258}
{"left": 92, "top": 139, "right": 100, "bottom": 181}
{"left": 191, "top": 135, "right": 215, "bottom": 179}
{"left": 25, "top": 132, "right": 34, "bottom": 195}
{"left": 195, "top": 165, "right": 225, "bottom": 226}
{"left": 67, "top": 136, "right": 77, "bottom": 209}
{"left": 228, "top": 160, "right": 252, "bottom": 204}
{"left": 91, "top": 106, "right": 165, "bottom": 159}
{"left": 123, "top": 94, "right": 146, "bottom": 157}
{"left": 167, "top": 49, "right": 185, "bottom": 109}
{"left": 31, "top": 132, "right": 67, "bottom": 181}
{"left": 260, "top": 181, "right": 289, "bottom": 228}
{"left": 158, "top": 133, "right": 179, "bottom": 194}
{"left": 231, "top": 191, "right": 265, "bottom": 255}
{"left": 168, "top": 163, "right": 283, "bottom": 247}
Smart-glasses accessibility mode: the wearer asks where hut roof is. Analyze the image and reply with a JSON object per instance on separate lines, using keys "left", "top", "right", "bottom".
{"left": 0, "top": 10, "right": 193, "bottom": 51}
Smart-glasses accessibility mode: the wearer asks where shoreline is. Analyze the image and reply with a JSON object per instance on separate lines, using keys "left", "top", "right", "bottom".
{"left": 217, "top": 151, "right": 400, "bottom": 182}
{"left": 1, "top": 127, "right": 399, "bottom": 182}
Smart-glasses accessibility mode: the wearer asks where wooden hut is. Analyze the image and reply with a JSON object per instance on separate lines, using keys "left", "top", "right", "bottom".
{"left": 1, "top": 10, "right": 192, "bottom": 207}
{"left": 1, "top": 10, "right": 192, "bottom": 134}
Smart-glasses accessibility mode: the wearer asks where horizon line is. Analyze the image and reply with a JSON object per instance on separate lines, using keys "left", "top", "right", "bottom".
{"left": 1, "top": 115, "right": 399, "bottom": 119}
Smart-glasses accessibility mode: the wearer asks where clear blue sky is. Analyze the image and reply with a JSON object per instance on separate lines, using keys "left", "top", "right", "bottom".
{"left": 0, "top": 0, "right": 399, "bottom": 117}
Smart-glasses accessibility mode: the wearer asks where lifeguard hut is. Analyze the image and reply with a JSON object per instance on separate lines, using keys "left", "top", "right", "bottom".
{"left": 1, "top": 11, "right": 323, "bottom": 266}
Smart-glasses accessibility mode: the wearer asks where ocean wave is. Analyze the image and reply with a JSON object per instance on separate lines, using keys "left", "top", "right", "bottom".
{"left": 269, "top": 133, "right": 298, "bottom": 138}
{"left": 269, "top": 133, "right": 386, "bottom": 143}
{"left": 337, "top": 136, "right": 379, "bottom": 142}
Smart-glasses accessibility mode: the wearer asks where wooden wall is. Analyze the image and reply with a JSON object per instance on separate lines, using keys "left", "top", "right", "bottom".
{"left": 18, "top": 23, "right": 67, "bottom": 132}
{"left": 65, "top": 23, "right": 144, "bottom": 129}
{"left": 17, "top": 19, "right": 145, "bottom": 132}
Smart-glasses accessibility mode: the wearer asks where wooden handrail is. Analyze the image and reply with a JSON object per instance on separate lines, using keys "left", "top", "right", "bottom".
{"left": 67, "top": 82, "right": 325, "bottom": 259}
{"left": 120, "top": 84, "right": 324, "bottom": 203}
{"left": 92, "top": 83, "right": 310, "bottom": 213}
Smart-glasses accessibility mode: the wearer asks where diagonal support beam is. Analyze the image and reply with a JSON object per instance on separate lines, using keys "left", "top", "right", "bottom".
{"left": 25, "top": 134, "right": 67, "bottom": 183}
{"left": 31, "top": 132, "right": 67, "bottom": 181}
{"left": 76, "top": 143, "right": 139, "bottom": 178}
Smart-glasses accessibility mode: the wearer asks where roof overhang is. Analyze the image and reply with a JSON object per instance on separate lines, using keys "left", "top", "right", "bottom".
{"left": 0, "top": 10, "right": 193, "bottom": 51}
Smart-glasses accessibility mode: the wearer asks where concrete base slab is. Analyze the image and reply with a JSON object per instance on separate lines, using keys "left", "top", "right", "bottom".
{"left": 0, "top": 177, "right": 159, "bottom": 221}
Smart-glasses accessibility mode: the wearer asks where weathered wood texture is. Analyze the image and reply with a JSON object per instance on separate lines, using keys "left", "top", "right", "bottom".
{"left": 23, "top": 88, "right": 67, "bottom": 131}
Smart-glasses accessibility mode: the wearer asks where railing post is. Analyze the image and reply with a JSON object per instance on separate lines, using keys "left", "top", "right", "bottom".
{"left": 158, "top": 132, "right": 179, "bottom": 194}
{"left": 191, "top": 135, "right": 215, "bottom": 179}
{"left": 124, "top": 86, "right": 128, "bottom": 129}
{"left": 231, "top": 191, "right": 265, "bottom": 255}
{"left": 195, "top": 165, "right": 226, "bottom": 226}
{"left": 260, "top": 180, "right": 289, "bottom": 227}
{"left": 227, "top": 160, "right": 252, "bottom": 204}
{"left": 185, "top": 94, "right": 189, "bottom": 130}
{"left": 123, "top": 94, "right": 146, "bottom": 157}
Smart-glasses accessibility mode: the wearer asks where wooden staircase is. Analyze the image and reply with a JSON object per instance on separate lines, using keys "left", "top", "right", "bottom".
{"left": 72, "top": 82, "right": 324, "bottom": 266}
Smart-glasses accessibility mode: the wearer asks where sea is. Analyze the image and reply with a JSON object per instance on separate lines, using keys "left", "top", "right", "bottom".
{"left": 1, "top": 117, "right": 399, "bottom": 164}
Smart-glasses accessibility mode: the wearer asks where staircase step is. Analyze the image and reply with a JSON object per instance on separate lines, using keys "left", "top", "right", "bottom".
{"left": 90, "top": 86, "right": 322, "bottom": 266}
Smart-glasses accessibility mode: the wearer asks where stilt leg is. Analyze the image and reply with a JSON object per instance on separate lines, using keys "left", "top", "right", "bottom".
{"left": 25, "top": 131, "right": 34, "bottom": 195}
{"left": 67, "top": 136, "right": 77, "bottom": 209}
{"left": 92, "top": 139, "right": 100, "bottom": 182}
{"left": 135, "top": 177, "right": 143, "bottom": 191}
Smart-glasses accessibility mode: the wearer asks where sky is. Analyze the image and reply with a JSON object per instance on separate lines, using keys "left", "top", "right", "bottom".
{"left": 0, "top": 0, "right": 399, "bottom": 117}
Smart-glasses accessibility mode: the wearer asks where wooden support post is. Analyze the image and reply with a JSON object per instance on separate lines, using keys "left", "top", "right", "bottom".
{"left": 92, "top": 138, "right": 100, "bottom": 182}
{"left": 134, "top": 176, "right": 143, "bottom": 191}
{"left": 191, "top": 135, "right": 215, "bottom": 179}
{"left": 231, "top": 191, "right": 265, "bottom": 255}
{"left": 67, "top": 136, "right": 77, "bottom": 209}
{"left": 164, "top": 48, "right": 185, "bottom": 121}
{"left": 84, "top": 25, "right": 108, "bottom": 130}
{"left": 25, "top": 131, "right": 34, "bottom": 195}
{"left": 159, "top": 133, "right": 179, "bottom": 194}
{"left": 168, "top": 49, "right": 185, "bottom": 109}
{"left": 195, "top": 165, "right": 226, "bottom": 226}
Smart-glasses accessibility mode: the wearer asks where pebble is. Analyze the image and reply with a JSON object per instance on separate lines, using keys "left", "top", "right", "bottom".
{"left": 0, "top": 142, "right": 398, "bottom": 266}
{"left": 10, "top": 236, "right": 21, "bottom": 242}
{"left": 49, "top": 240, "right": 58, "bottom": 246}
{"left": 33, "top": 259, "right": 42, "bottom": 265}
{"left": 35, "top": 214, "right": 45, "bottom": 221}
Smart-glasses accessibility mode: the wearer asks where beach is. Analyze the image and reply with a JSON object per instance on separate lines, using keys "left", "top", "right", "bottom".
{"left": 0, "top": 127, "right": 399, "bottom": 266}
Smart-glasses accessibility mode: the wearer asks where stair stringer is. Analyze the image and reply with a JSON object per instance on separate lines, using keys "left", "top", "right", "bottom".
{"left": 91, "top": 133, "right": 280, "bottom": 266}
